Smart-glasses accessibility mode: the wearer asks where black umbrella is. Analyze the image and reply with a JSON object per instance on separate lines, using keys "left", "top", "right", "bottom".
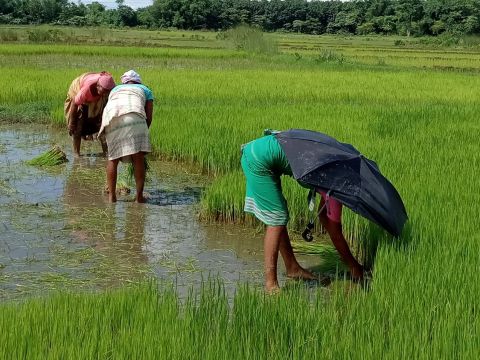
{"left": 275, "top": 129, "right": 408, "bottom": 237}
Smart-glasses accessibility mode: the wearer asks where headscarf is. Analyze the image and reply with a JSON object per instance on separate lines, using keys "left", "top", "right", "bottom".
{"left": 97, "top": 72, "right": 116, "bottom": 90}
{"left": 121, "top": 70, "right": 142, "bottom": 84}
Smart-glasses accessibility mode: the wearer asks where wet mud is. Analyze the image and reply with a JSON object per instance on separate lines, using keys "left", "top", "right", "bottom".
{"left": 0, "top": 125, "right": 328, "bottom": 301}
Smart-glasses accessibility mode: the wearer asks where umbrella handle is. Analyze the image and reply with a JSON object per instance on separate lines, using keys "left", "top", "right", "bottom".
{"left": 301, "top": 200, "right": 327, "bottom": 242}
{"left": 302, "top": 222, "right": 315, "bottom": 242}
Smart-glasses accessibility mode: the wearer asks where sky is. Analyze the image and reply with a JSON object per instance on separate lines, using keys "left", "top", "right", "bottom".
{"left": 80, "top": 0, "right": 154, "bottom": 10}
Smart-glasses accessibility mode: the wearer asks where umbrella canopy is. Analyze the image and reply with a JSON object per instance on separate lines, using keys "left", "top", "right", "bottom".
{"left": 275, "top": 129, "right": 408, "bottom": 237}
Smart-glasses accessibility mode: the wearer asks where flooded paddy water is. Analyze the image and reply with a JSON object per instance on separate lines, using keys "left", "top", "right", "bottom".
{"left": 0, "top": 124, "right": 325, "bottom": 301}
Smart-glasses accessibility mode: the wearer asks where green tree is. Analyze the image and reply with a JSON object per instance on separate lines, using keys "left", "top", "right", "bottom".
{"left": 85, "top": 2, "right": 105, "bottom": 26}
{"left": 137, "top": 6, "right": 155, "bottom": 27}
{"left": 0, "top": 0, "right": 15, "bottom": 14}
{"left": 394, "top": 0, "right": 424, "bottom": 36}
{"left": 117, "top": 5, "right": 137, "bottom": 26}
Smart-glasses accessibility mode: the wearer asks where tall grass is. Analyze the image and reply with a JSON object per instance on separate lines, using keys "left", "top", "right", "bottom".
{"left": 0, "top": 279, "right": 477, "bottom": 359}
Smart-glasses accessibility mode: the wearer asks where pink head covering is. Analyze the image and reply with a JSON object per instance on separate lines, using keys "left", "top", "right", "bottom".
{"left": 97, "top": 72, "right": 116, "bottom": 90}
{"left": 121, "top": 70, "right": 142, "bottom": 84}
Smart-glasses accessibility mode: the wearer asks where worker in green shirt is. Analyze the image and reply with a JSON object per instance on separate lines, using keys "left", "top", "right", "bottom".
{"left": 241, "top": 133, "right": 364, "bottom": 293}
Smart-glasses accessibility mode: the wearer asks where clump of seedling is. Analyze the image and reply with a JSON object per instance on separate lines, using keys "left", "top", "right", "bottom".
{"left": 106, "top": 158, "right": 150, "bottom": 194}
{"left": 26, "top": 145, "right": 68, "bottom": 166}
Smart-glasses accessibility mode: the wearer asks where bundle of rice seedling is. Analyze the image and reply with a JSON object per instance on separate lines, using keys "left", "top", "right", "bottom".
{"left": 122, "top": 158, "right": 150, "bottom": 185}
{"left": 26, "top": 145, "right": 68, "bottom": 166}
{"left": 292, "top": 241, "right": 348, "bottom": 273}
{"left": 292, "top": 241, "right": 334, "bottom": 255}
{"left": 116, "top": 158, "right": 150, "bottom": 192}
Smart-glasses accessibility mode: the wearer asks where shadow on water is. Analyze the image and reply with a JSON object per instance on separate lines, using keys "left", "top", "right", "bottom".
{"left": 0, "top": 125, "right": 358, "bottom": 301}
{"left": 146, "top": 187, "right": 202, "bottom": 206}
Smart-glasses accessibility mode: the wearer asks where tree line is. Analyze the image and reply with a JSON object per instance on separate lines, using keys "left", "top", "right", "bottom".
{"left": 1, "top": 0, "right": 479, "bottom": 37}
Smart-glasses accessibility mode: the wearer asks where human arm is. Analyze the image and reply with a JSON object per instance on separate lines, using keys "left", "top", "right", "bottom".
{"left": 318, "top": 207, "right": 364, "bottom": 279}
{"left": 145, "top": 100, "right": 153, "bottom": 128}
{"left": 65, "top": 99, "right": 84, "bottom": 136}
{"left": 74, "top": 86, "right": 90, "bottom": 106}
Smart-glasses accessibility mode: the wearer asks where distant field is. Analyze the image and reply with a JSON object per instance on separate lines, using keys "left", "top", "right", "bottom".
{"left": 3, "top": 24, "right": 480, "bottom": 71}
{"left": 0, "top": 26, "right": 479, "bottom": 358}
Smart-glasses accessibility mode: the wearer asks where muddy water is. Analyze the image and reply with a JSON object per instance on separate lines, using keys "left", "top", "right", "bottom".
{"left": 0, "top": 125, "right": 323, "bottom": 301}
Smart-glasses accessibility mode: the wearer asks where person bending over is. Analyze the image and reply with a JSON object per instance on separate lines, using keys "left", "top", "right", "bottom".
{"left": 99, "top": 70, "right": 154, "bottom": 203}
{"left": 241, "top": 133, "right": 364, "bottom": 293}
{"left": 64, "top": 71, "right": 116, "bottom": 156}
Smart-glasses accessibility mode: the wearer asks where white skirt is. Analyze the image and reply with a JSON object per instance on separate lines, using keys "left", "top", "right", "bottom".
{"left": 105, "top": 113, "right": 151, "bottom": 161}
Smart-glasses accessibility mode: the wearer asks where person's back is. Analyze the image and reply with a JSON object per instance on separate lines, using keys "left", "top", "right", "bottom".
{"left": 64, "top": 71, "right": 115, "bottom": 156}
{"left": 101, "top": 70, "right": 154, "bottom": 204}
{"left": 100, "top": 84, "right": 153, "bottom": 135}
{"left": 242, "top": 135, "right": 292, "bottom": 176}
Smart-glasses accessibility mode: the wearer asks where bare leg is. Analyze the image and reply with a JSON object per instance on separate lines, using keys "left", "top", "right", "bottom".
{"left": 278, "top": 227, "right": 316, "bottom": 280}
{"left": 98, "top": 134, "right": 108, "bottom": 156}
{"left": 319, "top": 207, "right": 364, "bottom": 279}
{"left": 72, "top": 135, "right": 81, "bottom": 157}
{"left": 131, "top": 152, "right": 146, "bottom": 203}
{"left": 106, "top": 158, "right": 120, "bottom": 203}
{"left": 264, "top": 225, "right": 283, "bottom": 292}
{"left": 72, "top": 110, "right": 85, "bottom": 157}
{"left": 263, "top": 225, "right": 316, "bottom": 293}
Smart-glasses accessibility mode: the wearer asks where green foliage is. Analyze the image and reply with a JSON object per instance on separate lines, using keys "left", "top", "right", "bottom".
{"left": 122, "top": 158, "right": 150, "bottom": 186}
{"left": 1, "top": 0, "right": 480, "bottom": 37}
{"left": 0, "top": 102, "right": 51, "bottom": 124}
{"left": 315, "top": 49, "right": 345, "bottom": 64}
{"left": 0, "top": 273, "right": 478, "bottom": 359}
{"left": 222, "top": 24, "right": 277, "bottom": 54}
{"left": 27, "top": 28, "right": 63, "bottom": 42}
{"left": 0, "top": 28, "right": 18, "bottom": 41}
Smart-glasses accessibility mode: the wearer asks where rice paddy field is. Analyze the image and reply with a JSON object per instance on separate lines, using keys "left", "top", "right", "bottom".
{"left": 0, "top": 25, "right": 479, "bottom": 358}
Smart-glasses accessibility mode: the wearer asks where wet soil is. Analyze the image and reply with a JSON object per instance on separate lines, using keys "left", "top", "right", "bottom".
{"left": 0, "top": 125, "right": 327, "bottom": 301}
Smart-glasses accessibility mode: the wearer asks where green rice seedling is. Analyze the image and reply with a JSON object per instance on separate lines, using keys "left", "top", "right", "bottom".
{"left": 1, "top": 276, "right": 475, "bottom": 359}
{"left": 292, "top": 241, "right": 348, "bottom": 274}
{"left": 116, "top": 158, "right": 150, "bottom": 193}
{"left": 124, "top": 157, "right": 150, "bottom": 185}
{"left": 116, "top": 166, "right": 131, "bottom": 194}
{"left": 26, "top": 145, "right": 68, "bottom": 166}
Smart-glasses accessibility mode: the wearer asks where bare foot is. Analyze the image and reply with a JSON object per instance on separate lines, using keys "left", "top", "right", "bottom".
{"left": 286, "top": 266, "right": 317, "bottom": 281}
{"left": 108, "top": 195, "right": 117, "bottom": 203}
{"left": 350, "top": 265, "right": 364, "bottom": 281}
{"left": 265, "top": 281, "right": 280, "bottom": 294}
{"left": 135, "top": 196, "right": 146, "bottom": 203}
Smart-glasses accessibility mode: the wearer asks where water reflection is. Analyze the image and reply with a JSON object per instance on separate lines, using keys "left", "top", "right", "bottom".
{"left": 1, "top": 125, "right": 330, "bottom": 302}
{"left": 63, "top": 158, "right": 151, "bottom": 287}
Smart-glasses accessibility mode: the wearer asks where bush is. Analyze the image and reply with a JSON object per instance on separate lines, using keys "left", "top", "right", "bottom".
{"left": 62, "top": 16, "right": 87, "bottom": 27}
{"left": 0, "top": 14, "right": 14, "bottom": 24}
{"left": 0, "top": 29, "right": 19, "bottom": 41}
{"left": 27, "top": 29, "right": 64, "bottom": 43}
{"left": 315, "top": 49, "right": 345, "bottom": 64}
{"left": 222, "top": 24, "right": 277, "bottom": 54}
